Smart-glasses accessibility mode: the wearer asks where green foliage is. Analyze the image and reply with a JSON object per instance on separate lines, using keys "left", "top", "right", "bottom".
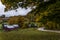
{"left": 1, "top": 0, "right": 44, "bottom": 11}
{"left": 8, "top": 16, "right": 29, "bottom": 28}
{"left": 39, "top": 1, "right": 60, "bottom": 30}
{"left": 27, "top": 0, "right": 60, "bottom": 30}
{"left": 27, "top": 1, "right": 60, "bottom": 30}
{"left": 2, "top": 0, "right": 60, "bottom": 30}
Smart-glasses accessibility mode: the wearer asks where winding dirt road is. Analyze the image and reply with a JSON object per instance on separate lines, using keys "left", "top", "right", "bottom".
{"left": 37, "top": 27, "right": 60, "bottom": 33}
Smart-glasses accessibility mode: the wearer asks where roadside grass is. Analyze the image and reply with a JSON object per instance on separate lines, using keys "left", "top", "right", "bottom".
{"left": 0, "top": 24, "right": 2, "bottom": 29}
{"left": 0, "top": 28, "right": 60, "bottom": 40}
{"left": 0, "top": 24, "right": 3, "bottom": 32}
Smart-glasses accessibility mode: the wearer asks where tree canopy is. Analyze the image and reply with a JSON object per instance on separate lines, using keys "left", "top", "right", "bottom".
{"left": 1, "top": 0, "right": 60, "bottom": 30}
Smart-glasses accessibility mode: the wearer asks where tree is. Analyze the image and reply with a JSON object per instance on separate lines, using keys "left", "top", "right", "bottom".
{"left": 1, "top": 0, "right": 44, "bottom": 11}
{"left": 2, "top": 0, "right": 60, "bottom": 30}
{"left": 8, "top": 16, "right": 29, "bottom": 28}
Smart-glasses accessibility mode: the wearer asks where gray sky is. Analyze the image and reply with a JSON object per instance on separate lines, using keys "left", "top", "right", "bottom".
{"left": 0, "top": 0, "right": 35, "bottom": 17}
{"left": 4, "top": 7, "right": 32, "bottom": 17}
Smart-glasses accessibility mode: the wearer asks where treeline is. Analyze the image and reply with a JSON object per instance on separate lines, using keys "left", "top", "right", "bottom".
{"left": 8, "top": 16, "right": 29, "bottom": 28}
{"left": 2, "top": 0, "right": 44, "bottom": 11}
{"left": 34, "top": 0, "right": 60, "bottom": 30}
{"left": 2, "top": 0, "right": 60, "bottom": 30}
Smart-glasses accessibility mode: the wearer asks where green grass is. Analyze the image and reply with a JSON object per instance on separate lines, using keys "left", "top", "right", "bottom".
{"left": 0, "top": 28, "right": 60, "bottom": 40}
{"left": 0, "top": 24, "right": 2, "bottom": 29}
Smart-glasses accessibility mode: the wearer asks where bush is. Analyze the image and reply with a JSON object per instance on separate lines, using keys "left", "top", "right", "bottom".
{"left": 45, "top": 21, "right": 60, "bottom": 30}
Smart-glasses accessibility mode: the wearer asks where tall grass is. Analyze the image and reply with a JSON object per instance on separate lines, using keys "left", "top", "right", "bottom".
{"left": 0, "top": 28, "right": 60, "bottom": 40}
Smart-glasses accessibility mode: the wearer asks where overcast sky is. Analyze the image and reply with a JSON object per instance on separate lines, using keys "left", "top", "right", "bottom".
{"left": 0, "top": 1, "right": 33, "bottom": 17}
{"left": 4, "top": 7, "right": 32, "bottom": 17}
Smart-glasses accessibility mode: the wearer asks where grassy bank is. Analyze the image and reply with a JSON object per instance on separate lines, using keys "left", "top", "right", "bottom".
{"left": 0, "top": 28, "right": 60, "bottom": 40}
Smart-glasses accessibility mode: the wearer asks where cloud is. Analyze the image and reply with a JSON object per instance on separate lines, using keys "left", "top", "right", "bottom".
{"left": 0, "top": 1, "right": 5, "bottom": 16}
{"left": 4, "top": 7, "right": 32, "bottom": 17}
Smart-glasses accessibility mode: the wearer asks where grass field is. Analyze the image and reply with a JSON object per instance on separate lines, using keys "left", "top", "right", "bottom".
{"left": 0, "top": 28, "right": 60, "bottom": 40}
{"left": 0, "top": 24, "right": 2, "bottom": 29}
